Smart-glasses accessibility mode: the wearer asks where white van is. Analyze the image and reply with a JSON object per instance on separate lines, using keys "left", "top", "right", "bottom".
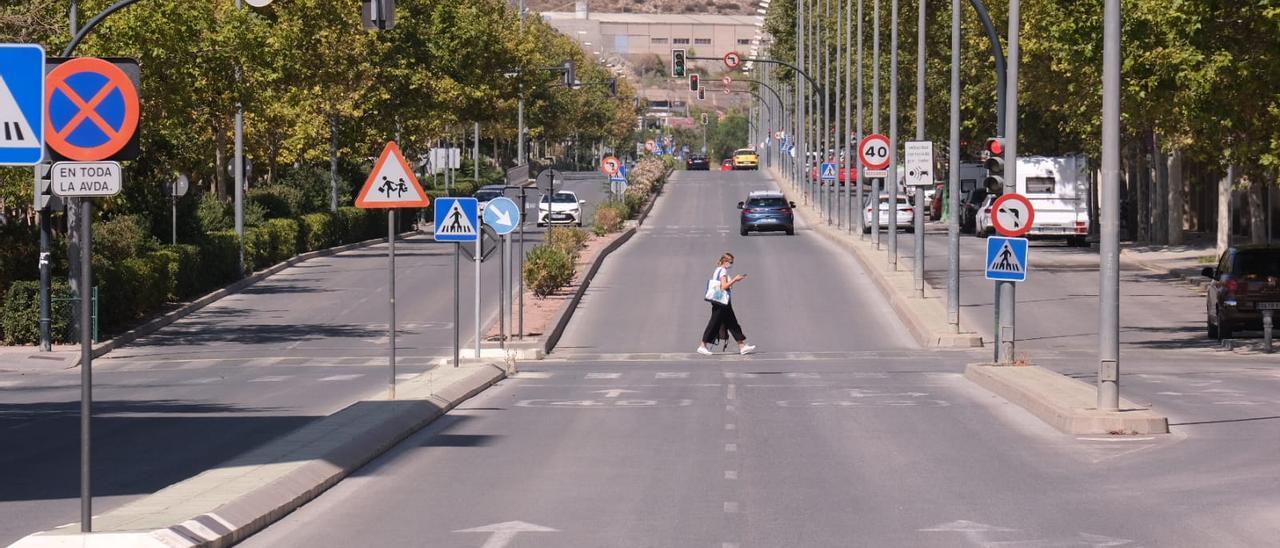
{"left": 1015, "top": 154, "right": 1091, "bottom": 246}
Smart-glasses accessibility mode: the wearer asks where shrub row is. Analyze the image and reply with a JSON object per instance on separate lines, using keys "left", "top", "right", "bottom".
{"left": 0, "top": 206, "right": 407, "bottom": 345}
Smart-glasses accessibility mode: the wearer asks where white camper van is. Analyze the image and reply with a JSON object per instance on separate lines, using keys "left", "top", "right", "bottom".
{"left": 1014, "top": 154, "right": 1091, "bottom": 246}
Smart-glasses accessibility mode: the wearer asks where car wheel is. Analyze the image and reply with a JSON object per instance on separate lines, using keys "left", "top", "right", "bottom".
{"left": 740, "top": 228, "right": 749, "bottom": 236}
{"left": 786, "top": 227, "right": 795, "bottom": 236}
{"left": 1207, "top": 320, "right": 1219, "bottom": 339}
{"left": 577, "top": 221, "right": 583, "bottom": 227}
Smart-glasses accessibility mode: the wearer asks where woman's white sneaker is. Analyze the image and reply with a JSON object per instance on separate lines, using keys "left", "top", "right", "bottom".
{"left": 739, "top": 345, "right": 756, "bottom": 355}
{"left": 697, "top": 346, "right": 714, "bottom": 355}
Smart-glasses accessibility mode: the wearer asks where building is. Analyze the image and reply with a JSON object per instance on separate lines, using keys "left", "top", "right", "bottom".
{"left": 540, "top": 2, "right": 763, "bottom": 67}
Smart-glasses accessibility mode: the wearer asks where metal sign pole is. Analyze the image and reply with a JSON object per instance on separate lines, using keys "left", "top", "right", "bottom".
{"left": 998, "top": 0, "right": 1021, "bottom": 365}
{"left": 475, "top": 229, "right": 482, "bottom": 359}
{"left": 79, "top": 199, "right": 92, "bottom": 532}
{"left": 171, "top": 192, "right": 177, "bottom": 245}
{"left": 1098, "top": 0, "right": 1121, "bottom": 406}
{"left": 519, "top": 191, "right": 526, "bottom": 339}
{"left": 948, "top": 0, "right": 962, "bottom": 330}
{"left": 914, "top": 0, "right": 927, "bottom": 297}
{"left": 887, "top": 0, "right": 899, "bottom": 267}
{"left": 455, "top": 242, "right": 461, "bottom": 367}
{"left": 388, "top": 210, "right": 397, "bottom": 399}
{"left": 499, "top": 233, "right": 506, "bottom": 351}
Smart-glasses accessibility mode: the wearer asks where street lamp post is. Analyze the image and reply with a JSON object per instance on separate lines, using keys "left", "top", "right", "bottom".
{"left": 1098, "top": 0, "right": 1121, "bottom": 409}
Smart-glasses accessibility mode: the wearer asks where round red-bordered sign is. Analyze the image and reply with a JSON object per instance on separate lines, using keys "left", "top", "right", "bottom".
{"left": 45, "top": 57, "right": 140, "bottom": 161}
{"left": 601, "top": 155, "right": 620, "bottom": 176}
{"left": 858, "top": 133, "right": 891, "bottom": 170}
{"left": 991, "top": 193, "right": 1036, "bottom": 237}
{"left": 723, "top": 51, "right": 742, "bottom": 70}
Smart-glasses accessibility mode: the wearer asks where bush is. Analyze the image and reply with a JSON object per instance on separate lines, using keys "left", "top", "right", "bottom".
{"left": 300, "top": 213, "right": 336, "bottom": 251}
{"left": 248, "top": 185, "right": 305, "bottom": 219}
{"left": 1, "top": 280, "right": 74, "bottom": 345}
{"left": 523, "top": 244, "right": 575, "bottom": 298}
{"left": 244, "top": 218, "right": 300, "bottom": 271}
{"left": 93, "top": 215, "right": 151, "bottom": 262}
{"left": 196, "top": 192, "right": 232, "bottom": 233}
{"left": 624, "top": 192, "right": 648, "bottom": 219}
{"left": 592, "top": 202, "right": 627, "bottom": 235}
{"left": 163, "top": 244, "right": 202, "bottom": 299}
{"left": 546, "top": 227, "right": 589, "bottom": 258}
{"left": 97, "top": 254, "right": 168, "bottom": 329}
{"left": 200, "top": 230, "right": 243, "bottom": 281}
{"left": 449, "top": 179, "right": 479, "bottom": 198}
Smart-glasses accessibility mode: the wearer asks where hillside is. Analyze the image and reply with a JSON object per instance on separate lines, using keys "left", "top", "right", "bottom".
{"left": 528, "top": 0, "right": 755, "bottom": 16}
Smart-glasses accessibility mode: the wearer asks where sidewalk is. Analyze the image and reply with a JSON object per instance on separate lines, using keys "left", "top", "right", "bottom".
{"left": 1119, "top": 235, "right": 1219, "bottom": 291}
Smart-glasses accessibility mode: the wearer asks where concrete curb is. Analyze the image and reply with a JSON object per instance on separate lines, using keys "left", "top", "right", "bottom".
{"left": 74, "top": 228, "right": 430, "bottom": 368}
{"left": 9, "top": 363, "right": 508, "bottom": 548}
{"left": 768, "top": 170, "right": 982, "bottom": 349}
{"left": 965, "top": 363, "right": 1169, "bottom": 435}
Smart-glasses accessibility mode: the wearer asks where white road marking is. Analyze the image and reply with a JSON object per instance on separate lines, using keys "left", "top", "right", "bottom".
{"left": 725, "top": 423, "right": 736, "bottom": 430}
{"left": 516, "top": 372, "right": 551, "bottom": 379}
{"left": 656, "top": 372, "right": 689, "bottom": 379}
{"left": 786, "top": 372, "right": 820, "bottom": 378}
{"left": 1213, "top": 400, "right": 1262, "bottom": 405}
{"left": 1156, "top": 391, "right": 1184, "bottom": 396}
{"left": 727, "top": 384, "right": 737, "bottom": 400}
{"left": 723, "top": 502, "right": 739, "bottom": 513}
{"left": 725, "top": 443, "right": 737, "bottom": 452}
{"left": 396, "top": 373, "right": 418, "bottom": 381}
{"left": 593, "top": 389, "right": 638, "bottom": 398}
{"left": 0, "top": 380, "right": 20, "bottom": 388}
{"left": 723, "top": 543, "right": 740, "bottom": 548}
{"left": 182, "top": 377, "right": 222, "bottom": 385}
{"left": 1077, "top": 437, "right": 1156, "bottom": 442}
{"left": 724, "top": 471, "right": 738, "bottom": 480}
{"left": 454, "top": 521, "right": 558, "bottom": 548}
{"left": 249, "top": 376, "right": 290, "bottom": 383}
{"left": 726, "top": 404, "right": 735, "bottom": 412}
{"left": 319, "top": 374, "right": 363, "bottom": 382}
{"left": 586, "top": 372, "right": 621, "bottom": 379}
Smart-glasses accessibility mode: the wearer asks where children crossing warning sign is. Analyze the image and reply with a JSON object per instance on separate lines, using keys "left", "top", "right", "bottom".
{"left": 355, "top": 141, "right": 429, "bottom": 208}
{"left": 985, "top": 236, "right": 1028, "bottom": 282}
{"left": 434, "top": 197, "right": 479, "bottom": 242}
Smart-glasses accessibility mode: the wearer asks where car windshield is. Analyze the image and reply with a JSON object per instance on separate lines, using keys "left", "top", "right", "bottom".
{"left": 1235, "top": 251, "right": 1280, "bottom": 277}
{"left": 747, "top": 197, "right": 788, "bottom": 208}
{"left": 542, "top": 193, "right": 577, "bottom": 204}
{"left": 735, "top": 150, "right": 754, "bottom": 156}
{"left": 474, "top": 190, "right": 501, "bottom": 201}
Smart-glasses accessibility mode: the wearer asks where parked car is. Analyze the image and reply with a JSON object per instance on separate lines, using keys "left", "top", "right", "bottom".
{"left": 1013, "top": 155, "right": 1092, "bottom": 246}
{"left": 974, "top": 194, "right": 998, "bottom": 237}
{"left": 720, "top": 158, "right": 735, "bottom": 171}
{"left": 732, "top": 148, "right": 759, "bottom": 170}
{"left": 1203, "top": 246, "right": 1280, "bottom": 339}
{"left": 959, "top": 187, "right": 991, "bottom": 234}
{"left": 738, "top": 191, "right": 795, "bottom": 236}
{"left": 929, "top": 182, "right": 945, "bottom": 220}
{"left": 686, "top": 154, "right": 710, "bottom": 171}
{"left": 862, "top": 194, "right": 915, "bottom": 233}
{"left": 537, "top": 190, "right": 585, "bottom": 227}
{"left": 473, "top": 184, "right": 505, "bottom": 213}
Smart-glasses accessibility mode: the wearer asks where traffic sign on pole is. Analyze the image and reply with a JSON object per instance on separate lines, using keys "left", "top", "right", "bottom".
{"left": 356, "top": 141, "right": 430, "bottom": 208}
{"left": 820, "top": 162, "right": 838, "bottom": 182}
{"left": 435, "top": 197, "right": 479, "bottom": 242}
{"left": 51, "top": 161, "right": 121, "bottom": 197}
{"left": 723, "top": 51, "right": 742, "bottom": 70}
{"left": 721, "top": 75, "right": 732, "bottom": 87}
{"left": 0, "top": 44, "right": 45, "bottom": 165}
{"left": 903, "top": 140, "right": 934, "bottom": 186}
{"left": 858, "top": 133, "right": 891, "bottom": 171}
{"left": 991, "top": 193, "right": 1036, "bottom": 237}
{"left": 482, "top": 196, "right": 521, "bottom": 235}
{"left": 45, "top": 57, "right": 140, "bottom": 162}
{"left": 985, "top": 236, "right": 1028, "bottom": 282}
{"left": 601, "top": 155, "right": 621, "bottom": 176}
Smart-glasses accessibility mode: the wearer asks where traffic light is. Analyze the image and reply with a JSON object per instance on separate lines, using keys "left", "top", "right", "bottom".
{"left": 672, "top": 49, "right": 687, "bottom": 77}
{"left": 689, "top": 73, "right": 699, "bottom": 92}
{"left": 562, "top": 60, "right": 576, "bottom": 87}
{"left": 700, "top": 113, "right": 709, "bottom": 126}
{"left": 697, "top": 87, "right": 705, "bottom": 100}
{"left": 983, "top": 137, "right": 1005, "bottom": 192}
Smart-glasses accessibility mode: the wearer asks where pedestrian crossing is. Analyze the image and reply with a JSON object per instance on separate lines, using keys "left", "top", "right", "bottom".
{"left": 99, "top": 355, "right": 443, "bottom": 371}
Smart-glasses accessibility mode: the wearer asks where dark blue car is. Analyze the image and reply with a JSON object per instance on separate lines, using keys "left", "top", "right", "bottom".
{"left": 738, "top": 191, "right": 795, "bottom": 236}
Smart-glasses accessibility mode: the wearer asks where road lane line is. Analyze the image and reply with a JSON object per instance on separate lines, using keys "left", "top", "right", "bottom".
{"left": 586, "top": 372, "right": 621, "bottom": 379}
{"left": 725, "top": 423, "right": 736, "bottom": 430}
{"left": 723, "top": 502, "right": 739, "bottom": 513}
{"left": 725, "top": 443, "right": 737, "bottom": 452}
{"left": 724, "top": 470, "right": 738, "bottom": 480}
{"left": 319, "top": 374, "right": 363, "bottom": 382}
{"left": 249, "top": 376, "right": 290, "bottom": 383}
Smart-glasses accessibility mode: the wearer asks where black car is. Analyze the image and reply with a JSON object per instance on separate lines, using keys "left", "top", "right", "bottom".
{"left": 686, "top": 154, "right": 710, "bottom": 171}
{"left": 1203, "top": 246, "right": 1280, "bottom": 339}
{"left": 738, "top": 191, "right": 795, "bottom": 236}
{"left": 959, "top": 188, "right": 991, "bottom": 234}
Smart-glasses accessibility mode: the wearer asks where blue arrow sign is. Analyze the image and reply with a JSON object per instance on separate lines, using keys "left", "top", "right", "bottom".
{"left": 434, "top": 197, "right": 479, "bottom": 242}
{"left": 0, "top": 44, "right": 45, "bottom": 165}
{"left": 985, "top": 236, "right": 1028, "bottom": 282}
{"left": 482, "top": 196, "right": 520, "bottom": 235}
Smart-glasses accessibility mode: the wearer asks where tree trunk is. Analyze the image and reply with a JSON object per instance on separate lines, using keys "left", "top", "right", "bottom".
{"left": 1135, "top": 143, "right": 1149, "bottom": 242}
{"left": 1167, "top": 148, "right": 1184, "bottom": 244}
{"left": 1249, "top": 179, "right": 1266, "bottom": 244}
{"left": 1218, "top": 165, "right": 1233, "bottom": 255}
{"left": 215, "top": 126, "right": 227, "bottom": 199}
{"left": 329, "top": 114, "right": 339, "bottom": 213}
{"left": 1153, "top": 134, "right": 1168, "bottom": 245}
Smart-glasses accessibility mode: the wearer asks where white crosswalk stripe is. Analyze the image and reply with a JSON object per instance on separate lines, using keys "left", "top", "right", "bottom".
{"left": 319, "top": 374, "right": 363, "bottom": 382}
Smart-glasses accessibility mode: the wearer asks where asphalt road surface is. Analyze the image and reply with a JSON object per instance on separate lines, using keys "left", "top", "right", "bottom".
{"left": 240, "top": 169, "right": 1280, "bottom": 547}
{"left": 0, "top": 173, "right": 610, "bottom": 546}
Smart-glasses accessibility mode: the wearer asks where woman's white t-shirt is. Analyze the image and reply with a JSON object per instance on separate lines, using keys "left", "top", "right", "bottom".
{"left": 712, "top": 266, "right": 731, "bottom": 303}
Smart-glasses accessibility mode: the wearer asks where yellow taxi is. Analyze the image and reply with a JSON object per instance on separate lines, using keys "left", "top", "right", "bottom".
{"left": 732, "top": 148, "right": 759, "bottom": 170}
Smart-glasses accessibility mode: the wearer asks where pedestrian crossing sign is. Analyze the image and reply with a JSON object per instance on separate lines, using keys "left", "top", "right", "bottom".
{"left": 0, "top": 44, "right": 45, "bottom": 165}
{"left": 820, "top": 162, "right": 838, "bottom": 182}
{"left": 434, "top": 197, "right": 479, "bottom": 242}
{"left": 985, "top": 236, "right": 1028, "bottom": 282}
{"left": 356, "top": 141, "right": 430, "bottom": 208}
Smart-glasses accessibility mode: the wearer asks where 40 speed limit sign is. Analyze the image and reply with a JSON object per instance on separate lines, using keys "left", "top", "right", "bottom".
{"left": 859, "top": 133, "right": 891, "bottom": 178}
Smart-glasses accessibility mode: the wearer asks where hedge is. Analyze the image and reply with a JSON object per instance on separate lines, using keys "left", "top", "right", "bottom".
{"left": 523, "top": 245, "right": 574, "bottom": 298}
{"left": 0, "top": 206, "right": 412, "bottom": 343}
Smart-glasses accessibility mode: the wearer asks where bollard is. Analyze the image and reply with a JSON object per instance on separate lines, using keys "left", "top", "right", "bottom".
{"left": 1264, "top": 310, "right": 1274, "bottom": 354}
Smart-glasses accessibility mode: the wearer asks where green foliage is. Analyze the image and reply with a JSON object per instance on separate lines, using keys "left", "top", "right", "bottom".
{"left": 197, "top": 193, "right": 232, "bottom": 233}
{"left": 244, "top": 219, "right": 301, "bottom": 272}
{"left": 523, "top": 244, "right": 575, "bottom": 298}
{"left": 249, "top": 185, "right": 305, "bottom": 219}
{"left": 300, "top": 213, "right": 337, "bottom": 251}
{"left": 1, "top": 280, "right": 74, "bottom": 345}
{"left": 592, "top": 203, "right": 627, "bottom": 235}
{"left": 93, "top": 215, "right": 153, "bottom": 263}
{"left": 547, "top": 227, "right": 589, "bottom": 258}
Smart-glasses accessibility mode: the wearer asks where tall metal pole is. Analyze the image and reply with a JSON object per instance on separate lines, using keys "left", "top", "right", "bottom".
{"left": 856, "top": 0, "right": 865, "bottom": 236}
{"left": 387, "top": 211, "right": 397, "bottom": 399}
{"left": 235, "top": 0, "right": 245, "bottom": 275}
{"left": 835, "top": 0, "right": 844, "bottom": 228}
{"left": 948, "top": 0, "right": 962, "bottom": 329}
{"left": 823, "top": 0, "right": 832, "bottom": 223}
{"left": 79, "top": 201, "right": 92, "bottom": 532}
{"left": 870, "top": 0, "right": 880, "bottom": 245}
{"left": 887, "top": 0, "right": 899, "bottom": 265}
{"left": 998, "top": 0, "right": 1020, "bottom": 364}
{"left": 796, "top": 0, "right": 805, "bottom": 200}
{"left": 475, "top": 231, "right": 482, "bottom": 359}
{"left": 454, "top": 243, "right": 461, "bottom": 366}
{"left": 1098, "top": 0, "right": 1121, "bottom": 409}
{"left": 913, "top": 0, "right": 926, "bottom": 296}
{"left": 474, "top": 122, "right": 480, "bottom": 180}
{"left": 38, "top": 167, "right": 51, "bottom": 352}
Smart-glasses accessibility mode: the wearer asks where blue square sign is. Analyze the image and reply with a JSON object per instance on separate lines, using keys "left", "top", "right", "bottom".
{"left": 985, "top": 236, "right": 1028, "bottom": 282}
{"left": 434, "top": 197, "right": 479, "bottom": 242}
{"left": 0, "top": 44, "right": 46, "bottom": 165}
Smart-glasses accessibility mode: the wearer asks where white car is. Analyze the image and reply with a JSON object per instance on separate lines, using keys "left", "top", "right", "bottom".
{"left": 862, "top": 194, "right": 915, "bottom": 233}
{"left": 538, "top": 190, "right": 585, "bottom": 227}
{"left": 975, "top": 194, "right": 998, "bottom": 237}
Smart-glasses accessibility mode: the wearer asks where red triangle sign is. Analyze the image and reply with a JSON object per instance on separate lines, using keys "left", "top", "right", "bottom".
{"left": 355, "top": 142, "right": 430, "bottom": 209}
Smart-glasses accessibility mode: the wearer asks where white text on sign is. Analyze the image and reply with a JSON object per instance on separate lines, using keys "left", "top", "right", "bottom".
{"left": 52, "top": 161, "right": 122, "bottom": 197}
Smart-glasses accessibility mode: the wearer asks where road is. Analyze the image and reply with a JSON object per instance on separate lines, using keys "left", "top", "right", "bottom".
{"left": 0, "top": 173, "right": 611, "bottom": 546}
{"left": 240, "top": 169, "right": 1280, "bottom": 547}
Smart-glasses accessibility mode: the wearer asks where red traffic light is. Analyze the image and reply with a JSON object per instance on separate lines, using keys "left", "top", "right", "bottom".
{"left": 985, "top": 137, "right": 1004, "bottom": 156}
{"left": 689, "top": 74, "right": 700, "bottom": 91}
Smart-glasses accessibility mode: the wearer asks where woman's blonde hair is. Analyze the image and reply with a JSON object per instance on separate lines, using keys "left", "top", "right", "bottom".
{"left": 718, "top": 253, "right": 734, "bottom": 266}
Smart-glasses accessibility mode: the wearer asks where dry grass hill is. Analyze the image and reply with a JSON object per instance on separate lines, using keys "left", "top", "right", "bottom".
{"left": 528, "top": 0, "right": 754, "bottom": 15}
